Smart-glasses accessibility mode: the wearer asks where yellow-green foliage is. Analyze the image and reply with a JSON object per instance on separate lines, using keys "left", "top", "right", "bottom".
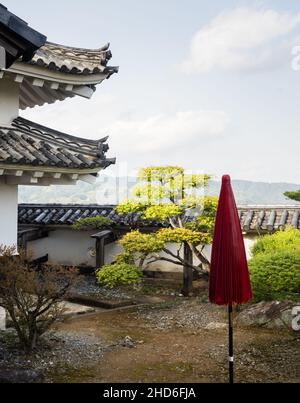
{"left": 96, "top": 262, "right": 142, "bottom": 288}
{"left": 186, "top": 196, "right": 218, "bottom": 236}
{"left": 143, "top": 204, "right": 183, "bottom": 221}
{"left": 138, "top": 166, "right": 184, "bottom": 183}
{"left": 180, "top": 174, "right": 211, "bottom": 189}
{"left": 157, "top": 228, "right": 210, "bottom": 245}
{"left": 180, "top": 196, "right": 204, "bottom": 209}
{"left": 138, "top": 167, "right": 210, "bottom": 187}
{"left": 136, "top": 167, "right": 211, "bottom": 205}
{"left": 133, "top": 185, "right": 171, "bottom": 202}
{"left": 116, "top": 200, "right": 146, "bottom": 215}
{"left": 119, "top": 230, "right": 165, "bottom": 254}
{"left": 73, "top": 216, "right": 112, "bottom": 231}
{"left": 252, "top": 227, "right": 300, "bottom": 256}
{"left": 114, "top": 166, "right": 217, "bottom": 274}
{"left": 201, "top": 196, "right": 219, "bottom": 213}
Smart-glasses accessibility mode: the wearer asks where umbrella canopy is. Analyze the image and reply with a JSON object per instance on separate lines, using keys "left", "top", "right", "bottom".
{"left": 209, "top": 175, "right": 253, "bottom": 306}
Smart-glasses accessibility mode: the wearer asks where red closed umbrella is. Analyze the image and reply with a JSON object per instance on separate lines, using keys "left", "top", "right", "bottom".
{"left": 209, "top": 175, "right": 253, "bottom": 383}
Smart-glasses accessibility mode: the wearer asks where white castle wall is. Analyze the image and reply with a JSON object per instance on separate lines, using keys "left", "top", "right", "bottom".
{"left": 0, "top": 78, "right": 19, "bottom": 126}
{"left": 0, "top": 184, "right": 18, "bottom": 248}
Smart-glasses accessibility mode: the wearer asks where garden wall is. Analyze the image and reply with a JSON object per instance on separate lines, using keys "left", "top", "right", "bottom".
{"left": 26, "top": 229, "right": 257, "bottom": 271}
{"left": 27, "top": 229, "right": 123, "bottom": 267}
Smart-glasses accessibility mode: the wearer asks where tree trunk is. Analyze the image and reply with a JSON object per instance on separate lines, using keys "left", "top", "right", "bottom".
{"left": 182, "top": 242, "right": 193, "bottom": 297}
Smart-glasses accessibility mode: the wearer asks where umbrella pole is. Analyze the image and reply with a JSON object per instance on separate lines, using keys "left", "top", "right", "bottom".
{"left": 228, "top": 304, "right": 234, "bottom": 384}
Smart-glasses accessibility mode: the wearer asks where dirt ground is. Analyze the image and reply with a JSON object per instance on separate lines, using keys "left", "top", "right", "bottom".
{"left": 47, "top": 300, "right": 300, "bottom": 383}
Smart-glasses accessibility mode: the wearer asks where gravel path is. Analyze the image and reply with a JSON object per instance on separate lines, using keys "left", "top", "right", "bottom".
{"left": 0, "top": 328, "right": 109, "bottom": 371}
{"left": 135, "top": 300, "right": 228, "bottom": 330}
{"left": 1, "top": 299, "right": 299, "bottom": 383}
{"left": 73, "top": 276, "right": 133, "bottom": 301}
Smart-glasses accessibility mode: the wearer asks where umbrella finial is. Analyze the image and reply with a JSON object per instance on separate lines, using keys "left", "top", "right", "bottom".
{"left": 222, "top": 174, "right": 231, "bottom": 184}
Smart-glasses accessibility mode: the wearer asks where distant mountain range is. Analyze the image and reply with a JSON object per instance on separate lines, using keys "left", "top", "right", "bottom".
{"left": 19, "top": 177, "right": 300, "bottom": 206}
{"left": 209, "top": 180, "right": 300, "bottom": 205}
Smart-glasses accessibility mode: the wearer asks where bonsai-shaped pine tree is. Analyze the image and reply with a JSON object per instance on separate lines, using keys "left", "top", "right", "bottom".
{"left": 284, "top": 190, "right": 300, "bottom": 202}
{"left": 114, "top": 166, "right": 217, "bottom": 281}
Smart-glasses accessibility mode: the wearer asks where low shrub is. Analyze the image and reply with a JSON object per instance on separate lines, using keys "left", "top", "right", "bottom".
{"left": 73, "top": 216, "right": 112, "bottom": 231}
{"left": 252, "top": 227, "right": 300, "bottom": 256}
{"left": 249, "top": 249, "right": 300, "bottom": 301}
{"left": 96, "top": 262, "right": 142, "bottom": 289}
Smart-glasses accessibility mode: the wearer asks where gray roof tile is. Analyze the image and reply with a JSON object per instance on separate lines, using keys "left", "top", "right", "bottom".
{"left": 27, "top": 42, "right": 119, "bottom": 77}
{"left": 18, "top": 204, "right": 162, "bottom": 228}
{"left": 0, "top": 117, "right": 115, "bottom": 169}
{"left": 18, "top": 204, "right": 300, "bottom": 232}
{"left": 239, "top": 207, "right": 300, "bottom": 232}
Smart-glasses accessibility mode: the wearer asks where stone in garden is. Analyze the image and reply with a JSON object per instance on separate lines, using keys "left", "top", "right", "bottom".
{"left": 205, "top": 322, "right": 227, "bottom": 330}
{"left": 122, "top": 336, "right": 135, "bottom": 348}
{"left": 0, "top": 307, "right": 6, "bottom": 331}
{"left": 236, "top": 301, "right": 295, "bottom": 329}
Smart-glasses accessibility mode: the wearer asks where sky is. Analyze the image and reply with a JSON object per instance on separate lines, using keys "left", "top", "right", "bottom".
{"left": 6, "top": 0, "right": 300, "bottom": 183}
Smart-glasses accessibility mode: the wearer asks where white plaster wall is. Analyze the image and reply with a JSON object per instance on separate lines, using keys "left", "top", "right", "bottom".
{"left": 27, "top": 230, "right": 125, "bottom": 267}
{"left": 146, "top": 243, "right": 212, "bottom": 273}
{"left": 0, "top": 78, "right": 19, "bottom": 126}
{"left": 27, "top": 229, "right": 123, "bottom": 267}
{"left": 0, "top": 184, "right": 18, "bottom": 248}
{"left": 105, "top": 243, "right": 123, "bottom": 265}
{"left": 243, "top": 235, "right": 257, "bottom": 260}
{"left": 26, "top": 229, "right": 258, "bottom": 270}
{"left": 27, "top": 229, "right": 96, "bottom": 267}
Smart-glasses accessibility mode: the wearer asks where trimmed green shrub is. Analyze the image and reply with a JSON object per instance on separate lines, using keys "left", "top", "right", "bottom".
{"left": 73, "top": 216, "right": 112, "bottom": 231}
{"left": 249, "top": 250, "right": 300, "bottom": 301}
{"left": 252, "top": 227, "right": 300, "bottom": 256}
{"left": 96, "top": 262, "right": 142, "bottom": 289}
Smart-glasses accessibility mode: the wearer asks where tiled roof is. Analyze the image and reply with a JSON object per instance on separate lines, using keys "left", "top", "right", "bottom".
{"left": 0, "top": 5, "right": 118, "bottom": 76}
{"left": 18, "top": 204, "right": 300, "bottom": 232}
{"left": 18, "top": 205, "right": 163, "bottom": 228}
{"left": 0, "top": 117, "right": 115, "bottom": 169}
{"left": 239, "top": 206, "right": 300, "bottom": 233}
{"left": 28, "top": 42, "right": 119, "bottom": 77}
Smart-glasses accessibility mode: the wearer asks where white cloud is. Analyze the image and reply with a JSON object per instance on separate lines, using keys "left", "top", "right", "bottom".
{"left": 22, "top": 98, "right": 230, "bottom": 170}
{"left": 107, "top": 110, "right": 230, "bottom": 156}
{"left": 181, "top": 8, "right": 300, "bottom": 73}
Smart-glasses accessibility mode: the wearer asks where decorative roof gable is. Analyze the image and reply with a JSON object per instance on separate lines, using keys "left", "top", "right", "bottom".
{"left": 0, "top": 5, "right": 118, "bottom": 109}
{"left": 29, "top": 42, "right": 118, "bottom": 77}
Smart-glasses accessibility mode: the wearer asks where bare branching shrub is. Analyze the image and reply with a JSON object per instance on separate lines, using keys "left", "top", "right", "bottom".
{"left": 0, "top": 245, "right": 77, "bottom": 353}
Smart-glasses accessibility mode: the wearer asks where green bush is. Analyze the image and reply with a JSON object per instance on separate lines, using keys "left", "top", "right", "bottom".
{"left": 252, "top": 227, "right": 300, "bottom": 256}
{"left": 73, "top": 216, "right": 112, "bottom": 231}
{"left": 249, "top": 250, "right": 300, "bottom": 301}
{"left": 96, "top": 262, "right": 142, "bottom": 289}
